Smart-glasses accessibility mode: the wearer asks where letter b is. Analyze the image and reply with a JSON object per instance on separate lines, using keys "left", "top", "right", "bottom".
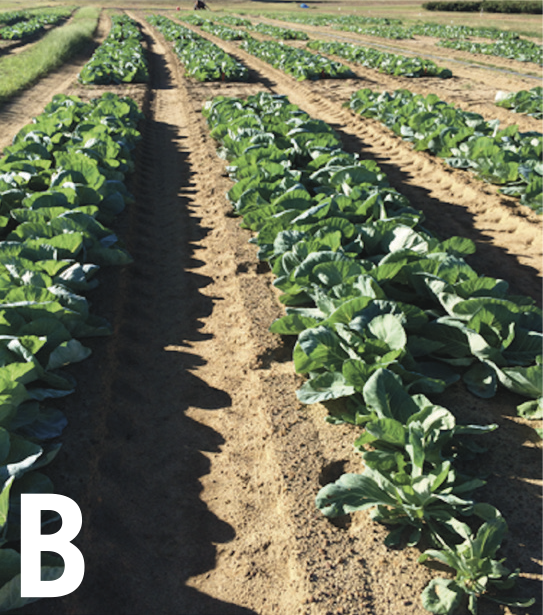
{"left": 20, "top": 494, "right": 85, "bottom": 598}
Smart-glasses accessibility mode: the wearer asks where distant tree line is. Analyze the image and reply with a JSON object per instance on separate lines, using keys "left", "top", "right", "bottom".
{"left": 423, "top": 1, "right": 542, "bottom": 13}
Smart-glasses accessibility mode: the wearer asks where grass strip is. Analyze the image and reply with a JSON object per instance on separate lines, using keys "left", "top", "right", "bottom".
{"left": 0, "top": 6, "right": 100, "bottom": 104}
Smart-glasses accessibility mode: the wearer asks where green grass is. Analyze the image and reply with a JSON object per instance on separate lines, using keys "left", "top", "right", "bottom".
{"left": 0, "top": 6, "right": 100, "bottom": 103}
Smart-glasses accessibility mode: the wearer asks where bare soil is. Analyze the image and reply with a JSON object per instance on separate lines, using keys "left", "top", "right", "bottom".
{"left": 0, "top": 8, "right": 540, "bottom": 615}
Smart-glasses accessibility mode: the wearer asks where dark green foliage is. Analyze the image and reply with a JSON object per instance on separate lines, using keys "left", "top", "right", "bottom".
{"left": 438, "top": 34, "right": 543, "bottom": 65}
{"left": 0, "top": 10, "right": 70, "bottom": 41}
{"left": 0, "top": 92, "right": 142, "bottom": 609}
{"left": 249, "top": 22, "right": 309, "bottom": 40}
{"left": 423, "top": 1, "right": 542, "bottom": 14}
{"left": 424, "top": 1, "right": 482, "bottom": 11}
{"left": 203, "top": 92, "right": 539, "bottom": 613}
{"left": 148, "top": 14, "right": 248, "bottom": 82}
{"left": 308, "top": 40, "right": 452, "bottom": 78}
{"left": 348, "top": 88, "right": 543, "bottom": 212}
{"left": 495, "top": 86, "right": 543, "bottom": 119}
{"left": 241, "top": 37, "right": 354, "bottom": 81}
{"left": 78, "top": 14, "right": 148, "bottom": 85}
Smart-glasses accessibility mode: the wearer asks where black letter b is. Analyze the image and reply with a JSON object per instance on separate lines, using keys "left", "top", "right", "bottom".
{"left": 21, "top": 494, "right": 84, "bottom": 598}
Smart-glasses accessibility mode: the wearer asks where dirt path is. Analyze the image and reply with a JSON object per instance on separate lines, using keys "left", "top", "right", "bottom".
{"left": 2, "top": 10, "right": 540, "bottom": 615}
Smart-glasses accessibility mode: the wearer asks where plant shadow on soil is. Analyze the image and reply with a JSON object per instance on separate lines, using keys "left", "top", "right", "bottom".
{"left": 28, "top": 120, "right": 256, "bottom": 615}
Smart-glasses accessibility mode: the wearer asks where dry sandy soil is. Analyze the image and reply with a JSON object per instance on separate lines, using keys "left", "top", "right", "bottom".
{"left": 0, "top": 8, "right": 541, "bottom": 615}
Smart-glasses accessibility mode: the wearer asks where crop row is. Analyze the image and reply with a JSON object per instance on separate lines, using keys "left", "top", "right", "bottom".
{"left": 176, "top": 14, "right": 249, "bottom": 41}
{"left": 0, "top": 9, "right": 29, "bottom": 26}
{"left": 307, "top": 39, "right": 452, "bottom": 78}
{"left": 270, "top": 11, "right": 515, "bottom": 40}
{"left": 268, "top": 11, "right": 541, "bottom": 63}
{"left": 197, "top": 19, "right": 451, "bottom": 80}
{"left": 344, "top": 22, "right": 542, "bottom": 65}
{"left": 240, "top": 37, "right": 353, "bottom": 81}
{"left": 337, "top": 23, "right": 414, "bottom": 40}
{"left": 438, "top": 35, "right": 543, "bottom": 65}
{"left": 0, "top": 9, "right": 70, "bottom": 42}
{"left": 174, "top": 13, "right": 540, "bottom": 80}
{"left": 178, "top": 16, "right": 519, "bottom": 81}
{"left": 185, "top": 17, "right": 449, "bottom": 81}
{"left": 348, "top": 88, "right": 542, "bottom": 213}
{"left": 179, "top": 19, "right": 370, "bottom": 80}
{"left": 266, "top": 13, "right": 401, "bottom": 28}
{"left": 206, "top": 91, "right": 541, "bottom": 416}
{"left": 178, "top": 13, "right": 208, "bottom": 27}
{"left": 193, "top": 20, "right": 451, "bottom": 79}
{"left": 148, "top": 14, "right": 248, "bottom": 82}
{"left": 408, "top": 22, "right": 518, "bottom": 39}
{"left": 495, "top": 86, "right": 543, "bottom": 119}
{"left": 0, "top": 91, "right": 142, "bottom": 611}
{"left": 199, "top": 20, "right": 248, "bottom": 41}
{"left": 203, "top": 91, "right": 538, "bottom": 614}
{"left": 78, "top": 13, "right": 148, "bottom": 85}
{"left": 214, "top": 15, "right": 251, "bottom": 27}
{"left": 247, "top": 22, "right": 309, "bottom": 40}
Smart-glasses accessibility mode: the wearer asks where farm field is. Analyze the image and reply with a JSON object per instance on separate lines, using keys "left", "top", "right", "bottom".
{"left": 0, "top": 3, "right": 541, "bottom": 614}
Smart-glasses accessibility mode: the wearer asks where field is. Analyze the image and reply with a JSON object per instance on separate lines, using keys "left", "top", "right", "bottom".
{"left": 0, "top": 2, "right": 541, "bottom": 614}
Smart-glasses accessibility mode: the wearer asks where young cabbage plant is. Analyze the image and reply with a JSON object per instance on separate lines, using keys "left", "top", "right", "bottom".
{"left": 354, "top": 368, "right": 497, "bottom": 464}
{"left": 419, "top": 513, "right": 535, "bottom": 614}
{"left": 316, "top": 463, "right": 475, "bottom": 548}
{"left": 316, "top": 420, "right": 479, "bottom": 547}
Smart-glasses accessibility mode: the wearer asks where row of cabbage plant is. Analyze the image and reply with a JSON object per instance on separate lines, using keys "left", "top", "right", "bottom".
{"left": 348, "top": 88, "right": 542, "bottom": 213}
{"left": 199, "top": 20, "right": 249, "bottom": 41}
{"left": 307, "top": 39, "right": 452, "bottom": 78}
{"left": 0, "top": 9, "right": 71, "bottom": 41}
{"left": 240, "top": 36, "right": 353, "bottom": 81}
{"left": 175, "top": 14, "right": 249, "bottom": 41}
{"left": 202, "top": 91, "right": 539, "bottom": 614}
{"left": 495, "top": 86, "right": 543, "bottom": 120}
{"left": 178, "top": 13, "right": 208, "bottom": 27}
{"left": 333, "top": 24, "right": 542, "bottom": 64}
{"left": 78, "top": 13, "right": 149, "bottom": 85}
{"left": 438, "top": 35, "right": 543, "bottom": 66}
{"left": 186, "top": 16, "right": 441, "bottom": 81}
{"left": 0, "top": 9, "right": 29, "bottom": 26}
{"left": 213, "top": 15, "right": 251, "bottom": 27}
{"left": 268, "top": 12, "right": 510, "bottom": 40}
{"left": 0, "top": 91, "right": 142, "bottom": 612}
{"left": 267, "top": 13, "right": 401, "bottom": 29}
{"left": 204, "top": 90, "right": 541, "bottom": 421}
{"left": 247, "top": 22, "right": 309, "bottom": 40}
{"left": 148, "top": 14, "right": 248, "bottom": 82}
